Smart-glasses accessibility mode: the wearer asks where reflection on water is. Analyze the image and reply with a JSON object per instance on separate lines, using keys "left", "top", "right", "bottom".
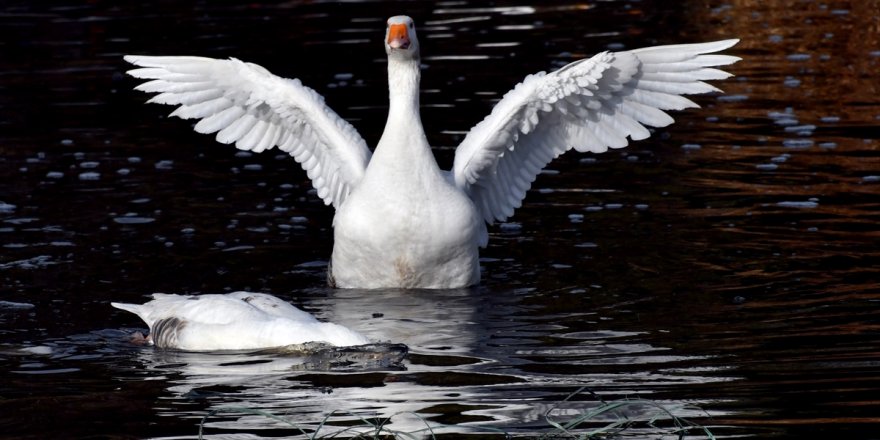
{"left": 2, "top": 0, "right": 880, "bottom": 438}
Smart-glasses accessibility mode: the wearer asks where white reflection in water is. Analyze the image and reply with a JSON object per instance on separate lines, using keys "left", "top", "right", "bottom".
{"left": 433, "top": 6, "right": 536, "bottom": 15}
{"left": 102, "top": 288, "right": 742, "bottom": 438}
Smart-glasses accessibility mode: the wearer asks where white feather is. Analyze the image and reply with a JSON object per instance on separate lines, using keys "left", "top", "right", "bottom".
{"left": 111, "top": 292, "right": 370, "bottom": 351}
{"left": 125, "top": 55, "right": 371, "bottom": 208}
{"left": 453, "top": 39, "right": 740, "bottom": 224}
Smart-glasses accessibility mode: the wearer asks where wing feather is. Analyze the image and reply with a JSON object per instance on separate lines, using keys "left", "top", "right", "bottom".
{"left": 125, "top": 55, "right": 371, "bottom": 208}
{"left": 452, "top": 39, "right": 739, "bottom": 226}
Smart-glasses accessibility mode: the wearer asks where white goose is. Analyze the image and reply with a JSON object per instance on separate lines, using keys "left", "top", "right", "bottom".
{"left": 126, "top": 16, "right": 739, "bottom": 289}
{"left": 112, "top": 292, "right": 370, "bottom": 350}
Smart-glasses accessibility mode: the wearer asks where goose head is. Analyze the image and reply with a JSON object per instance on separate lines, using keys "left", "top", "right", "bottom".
{"left": 384, "top": 15, "right": 419, "bottom": 60}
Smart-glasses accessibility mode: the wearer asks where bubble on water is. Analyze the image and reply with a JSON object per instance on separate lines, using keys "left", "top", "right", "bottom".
{"left": 235, "top": 151, "right": 253, "bottom": 158}
{"left": 127, "top": 156, "right": 142, "bottom": 163}
{"left": 681, "top": 143, "right": 701, "bottom": 150}
{"left": 818, "top": 142, "right": 837, "bottom": 149}
{"left": 771, "top": 154, "right": 790, "bottom": 163}
{"left": 568, "top": 214, "right": 584, "bottom": 223}
{"left": 584, "top": 206, "right": 603, "bottom": 212}
{"left": 499, "top": 222, "right": 521, "bottom": 231}
{"left": 783, "top": 139, "right": 813, "bottom": 149}
{"left": 0, "top": 255, "right": 58, "bottom": 269}
{"left": 784, "top": 124, "right": 815, "bottom": 136}
{"left": 575, "top": 242, "right": 598, "bottom": 248}
{"left": 79, "top": 161, "right": 99, "bottom": 169}
{"left": 113, "top": 216, "right": 155, "bottom": 224}
{"left": 756, "top": 163, "right": 778, "bottom": 171}
{"left": 820, "top": 116, "right": 840, "bottom": 123}
{"left": 783, "top": 77, "right": 801, "bottom": 88}
{"left": 717, "top": 94, "right": 748, "bottom": 102}
{"left": 634, "top": 204, "right": 649, "bottom": 210}
{"left": 46, "top": 171, "right": 64, "bottom": 179}
{"left": 787, "top": 53, "right": 811, "bottom": 61}
{"left": 768, "top": 34, "right": 783, "bottom": 43}
{"left": 579, "top": 157, "right": 597, "bottom": 164}
{"left": 604, "top": 203, "right": 623, "bottom": 209}
{"left": 290, "top": 216, "right": 308, "bottom": 223}
{"left": 830, "top": 9, "right": 849, "bottom": 15}
{"left": 19, "top": 345, "right": 51, "bottom": 355}
{"left": 78, "top": 172, "right": 100, "bottom": 181}
{"left": 777, "top": 201, "right": 818, "bottom": 208}
{"left": 155, "top": 160, "right": 174, "bottom": 170}
{"left": 862, "top": 176, "right": 880, "bottom": 182}
{"left": 223, "top": 245, "right": 255, "bottom": 252}
{"left": 60, "top": 139, "right": 74, "bottom": 146}
{"left": 0, "top": 202, "right": 17, "bottom": 213}
{"left": 769, "top": 110, "right": 799, "bottom": 126}
{"left": 244, "top": 164, "right": 263, "bottom": 171}
{"left": 773, "top": 118, "right": 799, "bottom": 127}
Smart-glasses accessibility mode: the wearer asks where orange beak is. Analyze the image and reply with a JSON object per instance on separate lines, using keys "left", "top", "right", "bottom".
{"left": 387, "top": 23, "right": 410, "bottom": 49}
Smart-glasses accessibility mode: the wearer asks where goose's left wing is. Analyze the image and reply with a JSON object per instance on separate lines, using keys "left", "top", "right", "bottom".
{"left": 452, "top": 40, "right": 740, "bottom": 224}
{"left": 125, "top": 56, "right": 371, "bottom": 209}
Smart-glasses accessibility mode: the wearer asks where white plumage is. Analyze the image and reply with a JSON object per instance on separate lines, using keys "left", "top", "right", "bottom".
{"left": 126, "top": 15, "right": 740, "bottom": 289}
{"left": 111, "top": 292, "right": 370, "bottom": 350}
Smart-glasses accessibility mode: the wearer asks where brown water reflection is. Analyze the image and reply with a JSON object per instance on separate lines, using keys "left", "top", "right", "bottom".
{"left": 1, "top": 0, "right": 879, "bottom": 438}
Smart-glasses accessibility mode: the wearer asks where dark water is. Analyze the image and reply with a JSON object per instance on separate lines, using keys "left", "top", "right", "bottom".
{"left": 2, "top": 0, "right": 880, "bottom": 438}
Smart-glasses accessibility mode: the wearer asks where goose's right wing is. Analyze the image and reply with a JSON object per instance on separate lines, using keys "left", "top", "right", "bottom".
{"left": 452, "top": 40, "right": 740, "bottom": 224}
{"left": 125, "top": 56, "right": 372, "bottom": 208}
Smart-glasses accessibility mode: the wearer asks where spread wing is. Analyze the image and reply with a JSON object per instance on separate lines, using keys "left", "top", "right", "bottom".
{"left": 125, "top": 56, "right": 372, "bottom": 208}
{"left": 452, "top": 39, "right": 740, "bottom": 224}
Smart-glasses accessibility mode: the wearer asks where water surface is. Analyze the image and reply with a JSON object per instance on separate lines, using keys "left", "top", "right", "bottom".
{"left": 2, "top": 0, "right": 879, "bottom": 438}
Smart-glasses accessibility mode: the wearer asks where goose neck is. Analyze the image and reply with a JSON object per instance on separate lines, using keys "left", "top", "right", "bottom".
{"left": 387, "top": 57, "right": 421, "bottom": 116}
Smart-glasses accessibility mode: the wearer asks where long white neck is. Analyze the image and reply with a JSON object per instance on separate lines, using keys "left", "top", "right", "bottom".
{"left": 369, "top": 55, "right": 438, "bottom": 174}
{"left": 387, "top": 56, "right": 421, "bottom": 120}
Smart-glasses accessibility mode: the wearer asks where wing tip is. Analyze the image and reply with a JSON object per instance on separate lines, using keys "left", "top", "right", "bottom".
{"left": 696, "top": 38, "right": 740, "bottom": 54}
{"left": 110, "top": 301, "right": 140, "bottom": 315}
{"left": 714, "top": 38, "right": 740, "bottom": 51}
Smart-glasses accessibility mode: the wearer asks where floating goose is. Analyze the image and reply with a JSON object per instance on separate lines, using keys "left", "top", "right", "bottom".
{"left": 125, "top": 16, "right": 740, "bottom": 289}
{"left": 112, "top": 292, "right": 370, "bottom": 350}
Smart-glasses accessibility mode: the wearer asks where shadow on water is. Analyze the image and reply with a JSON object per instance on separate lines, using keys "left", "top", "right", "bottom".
{"left": 2, "top": 0, "right": 880, "bottom": 438}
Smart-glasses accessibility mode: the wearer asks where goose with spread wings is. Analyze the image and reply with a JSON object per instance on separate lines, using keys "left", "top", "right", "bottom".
{"left": 126, "top": 15, "right": 740, "bottom": 289}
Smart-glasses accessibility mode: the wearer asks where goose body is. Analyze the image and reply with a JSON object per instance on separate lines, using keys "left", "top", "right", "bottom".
{"left": 126, "top": 16, "right": 740, "bottom": 289}
{"left": 111, "top": 292, "right": 370, "bottom": 350}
